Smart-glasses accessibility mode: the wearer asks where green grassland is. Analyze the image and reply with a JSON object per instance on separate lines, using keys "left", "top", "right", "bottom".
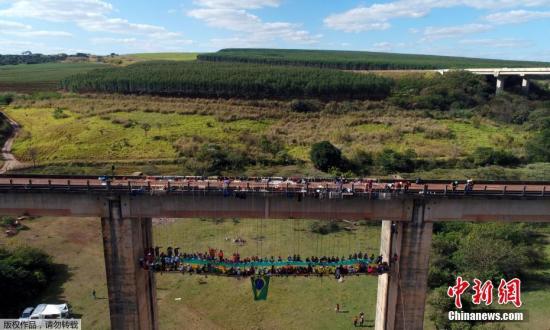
{"left": 4, "top": 217, "right": 381, "bottom": 330}
{"left": 3, "top": 96, "right": 529, "bottom": 171}
{"left": 0, "top": 62, "right": 106, "bottom": 92}
{"left": 0, "top": 62, "right": 106, "bottom": 83}
{"left": 198, "top": 48, "right": 550, "bottom": 70}
{"left": 101, "top": 53, "right": 198, "bottom": 66}
{"left": 126, "top": 52, "right": 198, "bottom": 61}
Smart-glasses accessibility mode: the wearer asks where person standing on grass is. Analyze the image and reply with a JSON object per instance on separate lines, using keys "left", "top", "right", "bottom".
{"left": 335, "top": 303, "right": 340, "bottom": 312}
{"left": 92, "top": 289, "right": 96, "bottom": 300}
{"left": 359, "top": 312, "right": 364, "bottom": 326}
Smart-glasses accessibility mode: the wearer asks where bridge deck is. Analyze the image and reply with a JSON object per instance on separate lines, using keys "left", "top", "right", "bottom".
{"left": 0, "top": 176, "right": 548, "bottom": 198}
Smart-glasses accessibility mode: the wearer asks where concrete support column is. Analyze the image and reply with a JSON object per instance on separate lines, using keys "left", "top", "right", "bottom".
{"left": 101, "top": 198, "right": 158, "bottom": 330}
{"left": 496, "top": 76, "right": 505, "bottom": 94}
{"left": 375, "top": 221, "right": 393, "bottom": 330}
{"left": 375, "top": 201, "right": 433, "bottom": 330}
{"left": 394, "top": 201, "right": 433, "bottom": 330}
{"left": 522, "top": 77, "right": 530, "bottom": 94}
{"left": 375, "top": 221, "right": 402, "bottom": 330}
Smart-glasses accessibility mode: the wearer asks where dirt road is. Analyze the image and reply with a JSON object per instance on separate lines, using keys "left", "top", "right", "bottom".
{"left": 0, "top": 113, "right": 26, "bottom": 174}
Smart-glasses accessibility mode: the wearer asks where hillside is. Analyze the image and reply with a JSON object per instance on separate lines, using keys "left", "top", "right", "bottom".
{"left": 3, "top": 83, "right": 549, "bottom": 180}
{"left": 198, "top": 48, "right": 550, "bottom": 70}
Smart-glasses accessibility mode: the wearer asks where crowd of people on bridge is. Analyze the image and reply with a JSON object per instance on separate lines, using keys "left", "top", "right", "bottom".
{"left": 139, "top": 174, "right": 483, "bottom": 198}
{"left": 139, "top": 247, "right": 391, "bottom": 277}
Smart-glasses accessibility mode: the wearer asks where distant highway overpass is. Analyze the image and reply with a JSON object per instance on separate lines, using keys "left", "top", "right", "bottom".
{"left": 439, "top": 67, "right": 550, "bottom": 93}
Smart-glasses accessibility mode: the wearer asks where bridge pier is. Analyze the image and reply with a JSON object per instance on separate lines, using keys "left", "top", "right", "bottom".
{"left": 101, "top": 198, "right": 158, "bottom": 330}
{"left": 522, "top": 77, "right": 530, "bottom": 94}
{"left": 375, "top": 201, "right": 433, "bottom": 330}
{"left": 496, "top": 76, "right": 505, "bottom": 94}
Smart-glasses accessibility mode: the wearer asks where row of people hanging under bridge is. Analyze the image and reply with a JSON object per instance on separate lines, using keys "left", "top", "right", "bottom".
{"left": 139, "top": 247, "right": 394, "bottom": 277}
{"left": 143, "top": 246, "right": 386, "bottom": 264}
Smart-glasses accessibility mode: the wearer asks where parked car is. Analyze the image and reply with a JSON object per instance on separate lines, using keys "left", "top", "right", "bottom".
{"left": 19, "top": 307, "right": 34, "bottom": 320}
{"left": 29, "top": 304, "right": 70, "bottom": 319}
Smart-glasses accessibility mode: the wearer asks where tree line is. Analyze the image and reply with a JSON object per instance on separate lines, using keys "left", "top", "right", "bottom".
{"left": 0, "top": 53, "right": 68, "bottom": 66}
{"left": 61, "top": 61, "right": 393, "bottom": 100}
{"left": 198, "top": 48, "right": 550, "bottom": 70}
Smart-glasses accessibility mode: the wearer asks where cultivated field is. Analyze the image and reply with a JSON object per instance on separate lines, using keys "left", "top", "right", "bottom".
{"left": 61, "top": 61, "right": 392, "bottom": 99}
{"left": 125, "top": 52, "right": 198, "bottom": 61}
{"left": 0, "top": 62, "right": 106, "bottom": 92}
{"left": 198, "top": 49, "right": 550, "bottom": 70}
{"left": 101, "top": 53, "right": 198, "bottom": 66}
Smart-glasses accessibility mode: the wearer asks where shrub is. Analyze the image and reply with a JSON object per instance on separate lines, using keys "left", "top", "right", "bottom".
{"left": 0, "top": 247, "right": 56, "bottom": 317}
{"left": 375, "top": 148, "right": 417, "bottom": 173}
{"left": 289, "top": 99, "right": 321, "bottom": 113}
{"left": 0, "top": 93, "right": 14, "bottom": 105}
{"left": 472, "top": 147, "right": 521, "bottom": 167}
{"left": 310, "top": 141, "right": 343, "bottom": 172}
{"left": 195, "top": 143, "right": 250, "bottom": 175}
{"left": 392, "top": 71, "right": 491, "bottom": 111}
{"left": 111, "top": 118, "right": 136, "bottom": 128}
{"left": 322, "top": 101, "right": 361, "bottom": 114}
{"left": 0, "top": 216, "right": 16, "bottom": 228}
{"left": 0, "top": 116, "right": 13, "bottom": 146}
{"left": 259, "top": 135, "right": 284, "bottom": 154}
{"left": 350, "top": 150, "right": 373, "bottom": 175}
{"left": 526, "top": 119, "right": 550, "bottom": 162}
{"left": 310, "top": 221, "right": 341, "bottom": 235}
{"left": 480, "top": 94, "right": 531, "bottom": 124}
{"left": 526, "top": 108, "right": 550, "bottom": 129}
{"left": 52, "top": 108, "right": 69, "bottom": 119}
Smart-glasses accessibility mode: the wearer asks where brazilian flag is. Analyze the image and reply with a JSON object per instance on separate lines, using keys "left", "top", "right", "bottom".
{"left": 251, "top": 275, "right": 270, "bottom": 301}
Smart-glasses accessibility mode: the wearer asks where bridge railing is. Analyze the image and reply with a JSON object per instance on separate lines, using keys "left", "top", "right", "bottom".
{"left": 0, "top": 181, "right": 546, "bottom": 199}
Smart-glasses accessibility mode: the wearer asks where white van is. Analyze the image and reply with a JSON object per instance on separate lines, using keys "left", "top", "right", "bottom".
{"left": 29, "top": 304, "right": 70, "bottom": 319}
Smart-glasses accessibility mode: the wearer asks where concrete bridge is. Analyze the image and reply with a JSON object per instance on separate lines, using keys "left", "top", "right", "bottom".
{"left": 1, "top": 175, "right": 549, "bottom": 330}
{"left": 438, "top": 68, "right": 550, "bottom": 93}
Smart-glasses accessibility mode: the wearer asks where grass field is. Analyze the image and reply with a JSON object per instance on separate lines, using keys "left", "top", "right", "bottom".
{"left": 0, "top": 54, "right": 195, "bottom": 92}
{"left": 101, "top": 53, "right": 198, "bottom": 66}
{"left": 3, "top": 96, "right": 529, "bottom": 168}
{"left": 125, "top": 53, "right": 198, "bottom": 61}
{"left": 3, "top": 217, "right": 381, "bottom": 330}
{"left": 4, "top": 107, "right": 272, "bottom": 162}
{"left": 0, "top": 62, "right": 106, "bottom": 92}
{"left": 198, "top": 49, "right": 550, "bottom": 70}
